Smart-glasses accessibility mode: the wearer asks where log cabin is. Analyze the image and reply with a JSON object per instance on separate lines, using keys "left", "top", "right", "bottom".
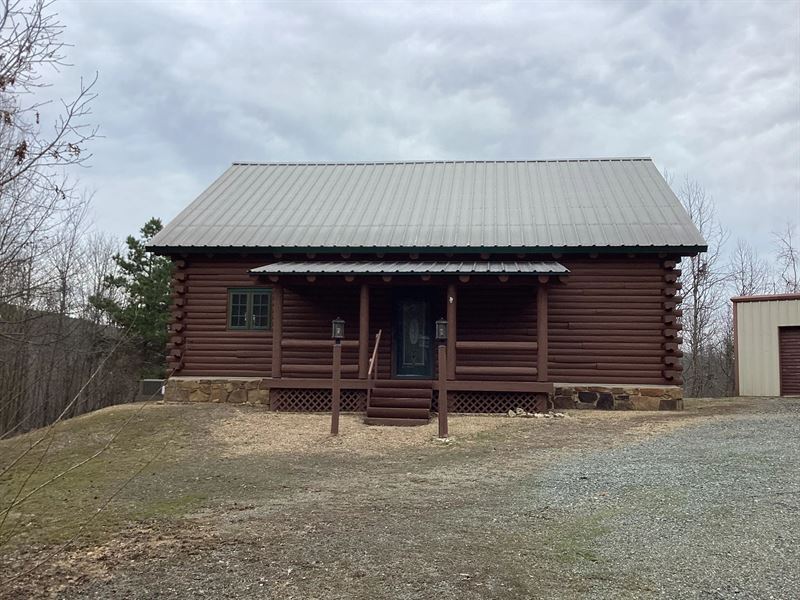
{"left": 150, "top": 158, "right": 706, "bottom": 424}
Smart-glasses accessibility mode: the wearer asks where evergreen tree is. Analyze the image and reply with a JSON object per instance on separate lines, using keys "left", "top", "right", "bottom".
{"left": 91, "top": 218, "right": 171, "bottom": 377}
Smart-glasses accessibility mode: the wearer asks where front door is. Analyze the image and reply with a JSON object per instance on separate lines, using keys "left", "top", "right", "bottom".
{"left": 394, "top": 295, "right": 433, "bottom": 378}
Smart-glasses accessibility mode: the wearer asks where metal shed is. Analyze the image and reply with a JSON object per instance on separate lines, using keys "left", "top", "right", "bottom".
{"left": 733, "top": 294, "right": 800, "bottom": 396}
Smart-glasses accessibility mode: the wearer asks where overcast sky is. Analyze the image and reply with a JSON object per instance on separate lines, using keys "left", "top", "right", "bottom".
{"left": 51, "top": 0, "right": 799, "bottom": 255}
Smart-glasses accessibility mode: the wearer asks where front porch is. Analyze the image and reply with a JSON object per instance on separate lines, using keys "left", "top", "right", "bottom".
{"left": 261, "top": 263, "right": 561, "bottom": 421}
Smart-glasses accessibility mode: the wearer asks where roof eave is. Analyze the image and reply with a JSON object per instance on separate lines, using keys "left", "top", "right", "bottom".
{"left": 147, "top": 244, "right": 708, "bottom": 256}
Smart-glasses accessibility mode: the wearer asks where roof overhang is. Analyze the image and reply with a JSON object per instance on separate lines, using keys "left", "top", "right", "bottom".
{"left": 249, "top": 260, "right": 569, "bottom": 276}
{"left": 731, "top": 293, "right": 800, "bottom": 304}
{"left": 148, "top": 245, "right": 707, "bottom": 256}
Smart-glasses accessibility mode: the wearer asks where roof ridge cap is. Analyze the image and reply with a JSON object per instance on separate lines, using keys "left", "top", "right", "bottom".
{"left": 231, "top": 157, "right": 654, "bottom": 167}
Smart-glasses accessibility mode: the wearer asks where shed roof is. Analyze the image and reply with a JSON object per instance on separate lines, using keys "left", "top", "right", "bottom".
{"left": 250, "top": 260, "right": 568, "bottom": 276}
{"left": 150, "top": 158, "right": 706, "bottom": 253}
{"left": 731, "top": 293, "right": 800, "bottom": 304}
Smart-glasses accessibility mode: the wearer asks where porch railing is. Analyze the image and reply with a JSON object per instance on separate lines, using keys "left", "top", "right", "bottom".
{"left": 280, "top": 338, "right": 359, "bottom": 376}
{"left": 454, "top": 340, "right": 539, "bottom": 378}
{"left": 366, "top": 329, "right": 382, "bottom": 409}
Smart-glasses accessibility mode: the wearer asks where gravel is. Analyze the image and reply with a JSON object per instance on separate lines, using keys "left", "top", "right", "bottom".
{"left": 523, "top": 397, "right": 800, "bottom": 599}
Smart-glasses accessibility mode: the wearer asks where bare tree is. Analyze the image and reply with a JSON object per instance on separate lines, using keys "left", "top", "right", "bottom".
{"left": 774, "top": 223, "right": 799, "bottom": 293}
{"left": 729, "top": 238, "right": 773, "bottom": 297}
{"left": 0, "top": 0, "right": 97, "bottom": 311}
{"left": 674, "top": 175, "right": 730, "bottom": 397}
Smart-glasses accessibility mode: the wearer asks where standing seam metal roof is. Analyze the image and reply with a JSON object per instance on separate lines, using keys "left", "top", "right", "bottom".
{"left": 150, "top": 159, "right": 707, "bottom": 251}
{"left": 249, "top": 260, "right": 568, "bottom": 275}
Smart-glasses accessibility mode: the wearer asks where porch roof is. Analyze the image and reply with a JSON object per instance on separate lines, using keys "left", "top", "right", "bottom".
{"left": 249, "top": 260, "right": 568, "bottom": 276}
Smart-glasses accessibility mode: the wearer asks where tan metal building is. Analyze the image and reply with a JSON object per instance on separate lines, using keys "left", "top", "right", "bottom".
{"left": 733, "top": 294, "right": 800, "bottom": 396}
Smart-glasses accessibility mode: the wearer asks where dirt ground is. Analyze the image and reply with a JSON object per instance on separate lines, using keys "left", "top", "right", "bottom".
{"left": 0, "top": 397, "right": 793, "bottom": 599}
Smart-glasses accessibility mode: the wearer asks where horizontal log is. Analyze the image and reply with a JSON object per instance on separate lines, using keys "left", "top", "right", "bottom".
{"left": 456, "top": 366, "right": 538, "bottom": 377}
{"left": 550, "top": 334, "right": 665, "bottom": 343}
{"left": 181, "top": 370, "right": 271, "bottom": 377}
{"left": 550, "top": 342, "right": 664, "bottom": 351}
{"left": 281, "top": 339, "right": 359, "bottom": 349}
{"left": 550, "top": 314, "right": 662, "bottom": 324}
{"left": 183, "top": 355, "right": 269, "bottom": 364}
{"left": 455, "top": 340, "right": 538, "bottom": 351}
{"left": 550, "top": 355, "right": 664, "bottom": 365}
{"left": 555, "top": 376, "right": 669, "bottom": 384}
{"left": 549, "top": 368, "right": 663, "bottom": 377}
{"left": 549, "top": 308, "right": 663, "bottom": 316}
{"left": 281, "top": 364, "right": 359, "bottom": 375}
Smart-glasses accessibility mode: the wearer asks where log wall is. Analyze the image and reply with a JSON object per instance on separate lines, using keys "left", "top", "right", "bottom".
{"left": 169, "top": 257, "right": 273, "bottom": 377}
{"left": 551, "top": 256, "right": 682, "bottom": 385}
{"left": 168, "top": 254, "right": 683, "bottom": 386}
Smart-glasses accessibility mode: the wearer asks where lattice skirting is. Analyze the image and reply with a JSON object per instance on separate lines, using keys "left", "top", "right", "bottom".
{"left": 432, "top": 391, "right": 551, "bottom": 414}
{"left": 270, "top": 388, "right": 366, "bottom": 413}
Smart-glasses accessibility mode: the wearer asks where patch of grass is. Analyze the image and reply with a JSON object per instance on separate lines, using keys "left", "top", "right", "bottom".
{"left": 0, "top": 404, "right": 193, "bottom": 546}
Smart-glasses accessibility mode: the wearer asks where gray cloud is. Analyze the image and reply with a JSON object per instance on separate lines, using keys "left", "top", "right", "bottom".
{"left": 50, "top": 0, "right": 798, "bottom": 253}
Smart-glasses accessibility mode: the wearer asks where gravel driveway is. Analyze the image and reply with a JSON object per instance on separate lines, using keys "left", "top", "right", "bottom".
{"left": 526, "top": 397, "right": 800, "bottom": 599}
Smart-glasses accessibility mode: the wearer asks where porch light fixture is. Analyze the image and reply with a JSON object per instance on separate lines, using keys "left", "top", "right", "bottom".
{"left": 331, "top": 317, "right": 345, "bottom": 341}
{"left": 435, "top": 318, "right": 448, "bottom": 342}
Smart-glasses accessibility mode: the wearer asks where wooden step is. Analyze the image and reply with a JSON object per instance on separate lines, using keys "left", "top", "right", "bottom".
{"left": 364, "top": 417, "right": 430, "bottom": 427}
{"left": 368, "top": 396, "right": 431, "bottom": 409}
{"left": 366, "top": 406, "right": 431, "bottom": 420}
{"left": 373, "top": 379, "right": 433, "bottom": 389}
{"left": 371, "top": 387, "right": 431, "bottom": 399}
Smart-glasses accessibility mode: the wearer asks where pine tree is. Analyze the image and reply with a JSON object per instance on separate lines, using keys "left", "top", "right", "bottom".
{"left": 91, "top": 218, "right": 171, "bottom": 377}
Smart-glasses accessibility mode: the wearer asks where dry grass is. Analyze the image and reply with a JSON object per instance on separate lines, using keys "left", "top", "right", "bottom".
{"left": 210, "top": 409, "right": 515, "bottom": 457}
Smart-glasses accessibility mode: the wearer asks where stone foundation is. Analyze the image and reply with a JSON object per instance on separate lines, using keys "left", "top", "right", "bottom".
{"left": 552, "top": 384, "right": 683, "bottom": 411}
{"left": 164, "top": 378, "right": 683, "bottom": 412}
{"left": 163, "top": 377, "right": 269, "bottom": 405}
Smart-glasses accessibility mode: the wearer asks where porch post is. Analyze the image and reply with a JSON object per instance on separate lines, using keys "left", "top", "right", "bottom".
{"left": 446, "top": 283, "right": 457, "bottom": 380}
{"left": 271, "top": 284, "right": 283, "bottom": 378}
{"left": 537, "top": 277, "right": 548, "bottom": 382}
{"left": 358, "top": 284, "right": 370, "bottom": 379}
{"left": 331, "top": 340, "right": 341, "bottom": 435}
{"left": 438, "top": 344, "right": 448, "bottom": 438}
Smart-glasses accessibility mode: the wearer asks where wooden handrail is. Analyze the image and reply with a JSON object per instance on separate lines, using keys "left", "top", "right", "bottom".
{"left": 366, "top": 329, "right": 382, "bottom": 411}
{"left": 367, "top": 329, "right": 382, "bottom": 379}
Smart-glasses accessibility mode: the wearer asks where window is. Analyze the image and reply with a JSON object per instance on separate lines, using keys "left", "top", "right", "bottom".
{"left": 227, "top": 288, "right": 271, "bottom": 330}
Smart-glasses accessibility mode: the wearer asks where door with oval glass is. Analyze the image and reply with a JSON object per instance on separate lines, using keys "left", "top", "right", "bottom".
{"left": 394, "top": 293, "right": 434, "bottom": 378}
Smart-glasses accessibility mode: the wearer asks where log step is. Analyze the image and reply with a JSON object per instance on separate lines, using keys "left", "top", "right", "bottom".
{"left": 371, "top": 387, "right": 431, "bottom": 398}
{"left": 366, "top": 381, "right": 432, "bottom": 426}
{"left": 368, "top": 396, "right": 431, "bottom": 409}
{"left": 373, "top": 379, "right": 433, "bottom": 389}
{"left": 364, "top": 417, "right": 430, "bottom": 427}
{"left": 366, "top": 406, "right": 431, "bottom": 420}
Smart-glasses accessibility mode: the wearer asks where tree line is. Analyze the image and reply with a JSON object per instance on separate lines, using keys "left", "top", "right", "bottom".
{"left": 0, "top": 0, "right": 169, "bottom": 438}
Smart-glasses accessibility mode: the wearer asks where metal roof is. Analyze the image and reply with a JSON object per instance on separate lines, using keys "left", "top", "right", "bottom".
{"left": 151, "top": 159, "right": 707, "bottom": 252}
{"left": 250, "top": 260, "right": 568, "bottom": 276}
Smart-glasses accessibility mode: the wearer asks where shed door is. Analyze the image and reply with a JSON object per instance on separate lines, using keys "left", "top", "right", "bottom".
{"left": 779, "top": 326, "right": 800, "bottom": 396}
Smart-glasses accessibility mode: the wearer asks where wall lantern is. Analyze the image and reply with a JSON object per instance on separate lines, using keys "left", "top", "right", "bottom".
{"left": 435, "top": 318, "right": 448, "bottom": 342}
{"left": 331, "top": 317, "right": 345, "bottom": 341}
